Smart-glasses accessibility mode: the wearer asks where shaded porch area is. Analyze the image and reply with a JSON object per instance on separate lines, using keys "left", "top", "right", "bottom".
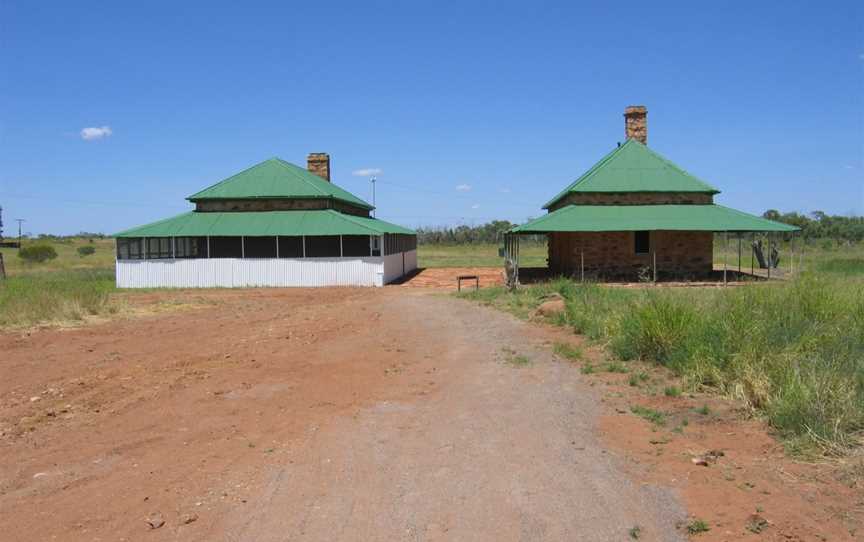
{"left": 504, "top": 204, "right": 800, "bottom": 286}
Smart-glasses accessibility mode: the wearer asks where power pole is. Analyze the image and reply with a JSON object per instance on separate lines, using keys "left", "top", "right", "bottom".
{"left": 370, "top": 176, "right": 377, "bottom": 218}
{"left": 15, "top": 218, "right": 24, "bottom": 248}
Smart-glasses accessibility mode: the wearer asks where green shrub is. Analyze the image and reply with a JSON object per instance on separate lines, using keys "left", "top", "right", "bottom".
{"left": 18, "top": 244, "right": 58, "bottom": 264}
{"left": 77, "top": 245, "right": 96, "bottom": 257}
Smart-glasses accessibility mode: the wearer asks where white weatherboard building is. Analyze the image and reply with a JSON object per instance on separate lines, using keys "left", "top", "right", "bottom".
{"left": 115, "top": 153, "right": 417, "bottom": 288}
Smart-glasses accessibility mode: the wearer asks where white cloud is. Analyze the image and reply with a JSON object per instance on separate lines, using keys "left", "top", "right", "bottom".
{"left": 844, "top": 165, "right": 855, "bottom": 169}
{"left": 352, "top": 168, "right": 382, "bottom": 177}
{"left": 499, "top": 187, "right": 511, "bottom": 193}
{"left": 471, "top": 204, "right": 480, "bottom": 209}
{"left": 456, "top": 183, "right": 472, "bottom": 192}
{"left": 80, "top": 126, "right": 112, "bottom": 141}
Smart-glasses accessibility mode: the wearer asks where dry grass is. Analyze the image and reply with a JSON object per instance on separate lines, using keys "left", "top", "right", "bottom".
{"left": 462, "top": 243, "right": 864, "bottom": 456}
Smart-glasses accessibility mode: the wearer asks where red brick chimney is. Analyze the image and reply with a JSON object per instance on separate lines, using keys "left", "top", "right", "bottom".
{"left": 307, "top": 153, "right": 330, "bottom": 182}
{"left": 624, "top": 106, "right": 647, "bottom": 145}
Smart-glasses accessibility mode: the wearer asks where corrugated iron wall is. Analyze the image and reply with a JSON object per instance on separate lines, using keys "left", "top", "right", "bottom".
{"left": 116, "top": 257, "right": 386, "bottom": 288}
{"left": 382, "top": 249, "right": 418, "bottom": 284}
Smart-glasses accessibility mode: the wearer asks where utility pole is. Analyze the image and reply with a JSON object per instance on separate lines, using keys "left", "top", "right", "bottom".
{"left": 15, "top": 218, "right": 25, "bottom": 248}
{"left": 370, "top": 176, "right": 377, "bottom": 217}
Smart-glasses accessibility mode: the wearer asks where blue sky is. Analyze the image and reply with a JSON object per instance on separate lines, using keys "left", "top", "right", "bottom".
{"left": 1, "top": 1, "right": 862, "bottom": 235}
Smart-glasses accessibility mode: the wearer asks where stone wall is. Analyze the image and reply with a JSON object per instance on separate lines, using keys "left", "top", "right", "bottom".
{"left": 547, "top": 230, "right": 713, "bottom": 279}
{"left": 307, "top": 153, "right": 331, "bottom": 182}
{"left": 195, "top": 198, "right": 370, "bottom": 217}
{"left": 548, "top": 191, "right": 713, "bottom": 211}
{"left": 624, "top": 105, "right": 648, "bottom": 145}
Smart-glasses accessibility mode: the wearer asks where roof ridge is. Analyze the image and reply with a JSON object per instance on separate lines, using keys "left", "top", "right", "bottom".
{"left": 185, "top": 158, "right": 374, "bottom": 209}
{"left": 543, "top": 143, "right": 627, "bottom": 209}
{"left": 569, "top": 141, "right": 629, "bottom": 190}
{"left": 542, "top": 140, "right": 720, "bottom": 209}
{"left": 636, "top": 142, "right": 720, "bottom": 193}
{"left": 113, "top": 211, "right": 193, "bottom": 237}
{"left": 271, "top": 158, "right": 331, "bottom": 198}
{"left": 186, "top": 159, "right": 274, "bottom": 201}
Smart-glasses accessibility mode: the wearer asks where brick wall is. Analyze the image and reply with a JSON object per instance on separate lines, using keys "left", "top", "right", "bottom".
{"left": 548, "top": 191, "right": 713, "bottom": 211}
{"left": 548, "top": 230, "right": 713, "bottom": 279}
{"left": 195, "top": 198, "right": 370, "bottom": 217}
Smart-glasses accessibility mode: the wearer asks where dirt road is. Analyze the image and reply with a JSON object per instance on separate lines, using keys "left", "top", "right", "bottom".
{"left": 0, "top": 288, "right": 683, "bottom": 541}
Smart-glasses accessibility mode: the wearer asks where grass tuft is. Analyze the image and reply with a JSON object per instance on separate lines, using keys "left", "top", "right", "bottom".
{"left": 553, "top": 342, "right": 583, "bottom": 361}
{"left": 631, "top": 405, "right": 667, "bottom": 426}
{"left": 604, "top": 361, "right": 629, "bottom": 373}
{"left": 686, "top": 519, "right": 710, "bottom": 534}
{"left": 664, "top": 386, "right": 682, "bottom": 397}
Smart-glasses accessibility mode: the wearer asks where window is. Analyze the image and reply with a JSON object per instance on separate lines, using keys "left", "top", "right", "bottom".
{"left": 117, "top": 238, "right": 145, "bottom": 260}
{"left": 175, "top": 237, "right": 206, "bottom": 258}
{"left": 382, "top": 234, "right": 417, "bottom": 255}
{"left": 304, "top": 235, "right": 341, "bottom": 257}
{"left": 244, "top": 236, "right": 277, "bottom": 258}
{"left": 146, "top": 237, "right": 173, "bottom": 259}
{"left": 634, "top": 231, "right": 650, "bottom": 255}
{"left": 384, "top": 234, "right": 395, "bottom": 255}
{"left": 370, "top": 236, "right": 381, "bottom": 256}
{"left": 278, "top": 236, "right": 303, "bottom": 258}
{"left": 209, "top": 236, "right": 243, "bottom": 258}
{"left": 342, "top": 235, "right": 371, "bottom": 257}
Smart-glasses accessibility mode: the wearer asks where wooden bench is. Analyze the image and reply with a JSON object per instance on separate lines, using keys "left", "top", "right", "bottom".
{"left": 457, "top": 274, "right": 479, "bottom": 292}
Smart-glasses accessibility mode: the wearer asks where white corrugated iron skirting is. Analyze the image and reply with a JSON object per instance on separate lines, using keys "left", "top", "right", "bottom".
{"left": 116, "top": 250, "right": 418, "bottom": 288}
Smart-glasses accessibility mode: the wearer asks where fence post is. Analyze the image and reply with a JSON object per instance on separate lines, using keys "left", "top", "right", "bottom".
{"left": 737, "top": 234, "right": 742, "bottom": 274}
{"left": 0, "top": 253, "right": 5, "bottom": 280}
{"left": 580, "top": 250, "right": 584, "bottom": 283}
{"left": 750, "top": 232, "right": 755, "bottom": 277}
{"left": 789, "top": 234, "right": 794, "bottom": 275}
{"left": 652, "top": 250, "right": 657, "bottom": 283}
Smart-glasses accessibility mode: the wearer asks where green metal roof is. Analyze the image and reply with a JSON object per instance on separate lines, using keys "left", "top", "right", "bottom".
{"left": 511, "top": 204, "right": 799, "bottom": 234}
{"left": 115, "top": 210, "right": 415, "bottom": 238}
{"left": 543, "top": 139, "right": 720, "bottom": 209}
{"left": 187, "top": 158, "right": 374, "bottom": 210}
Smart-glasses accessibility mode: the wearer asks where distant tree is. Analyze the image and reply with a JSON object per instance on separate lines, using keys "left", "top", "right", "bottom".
{"left": 77, "top": 245, "right": 96, "bottom": 257}
{"left": 415, "top": 220, "right": 554, "bottom": 245}
{"left": 763, "top": 209, "right": 864, "bottom": 244}
{"left": 0, "top": 205, "right": 4, "bottom": 239}
{"left": 762, "top": 209, "right": 781, "bottom": 221}
{"left": 18, "top": 244, "right": 58, "bottom": 264}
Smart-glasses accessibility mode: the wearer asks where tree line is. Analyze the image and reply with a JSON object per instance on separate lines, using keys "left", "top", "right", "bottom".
{"left": 415, "top": 220, "right": 545, "bottom": 245}
{"left": 762, "top": 210, "right": 864, "bottom": 244}
{"left": 416, "top": 211, "right": 864, "bottom": 245}
{"left": 5, "top": 212, "right": 862, "bottom": 246}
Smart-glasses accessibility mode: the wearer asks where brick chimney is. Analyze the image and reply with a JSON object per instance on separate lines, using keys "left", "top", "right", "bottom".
{"left": 624, "top": 106, "right": 647, "bottom": 145}
{"left": 307, "top": 153, "right": 331, "bottom": 182}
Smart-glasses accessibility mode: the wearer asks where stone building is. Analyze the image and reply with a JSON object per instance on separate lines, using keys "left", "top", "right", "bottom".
{"left": 115, "top": 153, "right": 417, "bottom": 288}
{"left": 509, "top": 106, "right": 797, "bottom": 280}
